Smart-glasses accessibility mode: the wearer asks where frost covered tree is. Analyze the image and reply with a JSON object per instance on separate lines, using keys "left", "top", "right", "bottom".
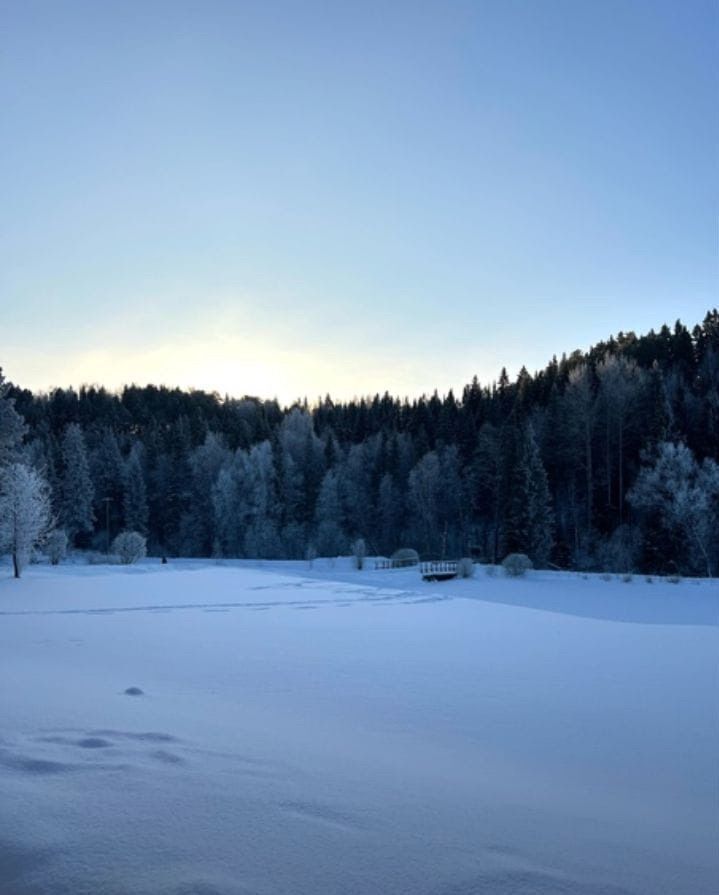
{"left": 112, "top": 530, "right": 147, "bottom": 565}
{"left": 0, "top": 463, "right": 53, "bottom": 577}
{"left": 89, "top": 428, "right": 125, "bottom": 534}
{"left": 597, "top": 356, "right": 644, "bottom": 523}
{"left": 243, "top": 441, "right": 281, "bottom": 558}
{"left": 0, "top": 369, "right": 26, "bottom": 466}
{"left": 123, "top": 444, "right": 148, "bottom": 535}
{"left": 341, "top": 440, "right": 377, "bottom": 541}
{"left": 212, "top": 451, "right": 248, "bottom": 557}
{"left": 407, "top": 451, "right": 443, "bottom": 556}
{"left": 565, "top": 365, "right": 596, "bottom": 534}
{"left": 183, "top": 433, "right": 230, "bottom": 555}
{"left": 502, "top": 420, "right": 554, "bottom": 566}
{"left": 277, "top": 409, "right": 324, "bottom": 528}
{"left": 470, "top": 423, "right": 502, "bottom": 562}
{"left": 60, "top": 423, "right": 95, "bottom": 543}
{"left": 376, "top": 472, "right": 402, "bottom": 555}
{"left": 629, "top": 441, "right": 719, "bottom": 576}
{"left": 45, "top": 528, "right": 68, "bottom": 565}
{"left": 314, "top": 469, "right": 345, "bottom": 557}
{"left": 351, "top": 537, "right": 366, "bottom": 570}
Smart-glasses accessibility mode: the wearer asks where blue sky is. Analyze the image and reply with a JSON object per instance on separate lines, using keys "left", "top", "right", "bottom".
{"left": 2, "top": 0, "right": 717, "bottom": 402}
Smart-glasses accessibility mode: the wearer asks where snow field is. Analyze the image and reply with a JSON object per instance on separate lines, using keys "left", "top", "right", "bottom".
{"left": 1, "top": 561, "right": 717, "bottom": 894}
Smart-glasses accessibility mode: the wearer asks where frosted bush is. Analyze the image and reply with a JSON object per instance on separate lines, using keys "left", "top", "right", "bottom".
{"left": 484, "top": 564, "right": 497, "bottom": 577}
{"left": 45, "top": 529, "right": 68, "bottom": 565}
{"left": 351, "top": 538, "right": 366, "bottom": 570}
{"left": 112, "top": 531, "right": 147, "bottom": 565}
{"left": 457, "top": 557, "right": 475, "bottom": 578}
{"left": 391, "top": 548, "right": 419, "bottom": 568}
{"left": 502, "top": 553, "right": 533, "bottom": 577}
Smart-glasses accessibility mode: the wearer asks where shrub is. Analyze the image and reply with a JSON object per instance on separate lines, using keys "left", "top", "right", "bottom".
{"left": 601, "top": 572, "right": 612, "bottom": 581}
{"left": 457, "top": 557, "right": 475, "bottom": 578}
{"left": 45, "top": 529, "right": 68, "bottom": 566}
{"left": 391, "top": 548, "right": 420, "bottom": 568}
{"left": 351, "top": 538, "right": 367, "bottom": 570}
{"left": 668, "top": 574, "right": 682, "bottom": 584}
{"left": 112, "top": 531, "right": 147, "bottom": 565}
{"left": 484, "top": 564, "right": 497, "bottom": 577}
{"left": 502, "top": 553, "right": 533, "bottom": 577}
{"left": 621, "top": 572, "right": 633, "bottom": 583}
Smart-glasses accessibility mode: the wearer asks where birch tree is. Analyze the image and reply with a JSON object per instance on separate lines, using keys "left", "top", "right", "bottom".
{"left": 0, "top": 463, "right": 53, "bottom": 578}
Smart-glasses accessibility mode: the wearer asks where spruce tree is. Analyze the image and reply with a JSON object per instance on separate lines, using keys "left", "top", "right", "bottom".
{"left": 123, "top": 446, "right": 148, "bottom": 535}
{"left": 60, "top": 423, "right": 95, "bottom": 542}
{"left": 0, "top": 369, "right": 26, "bottom": 466}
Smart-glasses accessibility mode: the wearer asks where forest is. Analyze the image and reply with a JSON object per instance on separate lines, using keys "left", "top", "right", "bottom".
{"left": 2, "top": 310, "right": 718, "bottom": 577}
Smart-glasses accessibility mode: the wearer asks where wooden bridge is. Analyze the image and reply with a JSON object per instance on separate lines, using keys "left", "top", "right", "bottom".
{"left": 374, "top": 557, "right": 419, "bottom": 570}
{"left": 420, "top": 560, "right": 459, "bottom": 581}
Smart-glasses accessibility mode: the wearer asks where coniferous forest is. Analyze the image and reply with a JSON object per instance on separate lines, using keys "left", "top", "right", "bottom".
{"left": 2, "top": 311, "right": 719, "bottom": 577}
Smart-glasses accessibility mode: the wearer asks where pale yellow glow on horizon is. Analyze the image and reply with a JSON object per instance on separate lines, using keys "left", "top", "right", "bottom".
{"left": 5, "top": 329, "right": 491, "bottom": 405}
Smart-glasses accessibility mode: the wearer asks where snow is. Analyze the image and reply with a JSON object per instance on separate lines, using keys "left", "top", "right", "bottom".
{"left": 1, "top": 559, "right": 717, "bottom": 895}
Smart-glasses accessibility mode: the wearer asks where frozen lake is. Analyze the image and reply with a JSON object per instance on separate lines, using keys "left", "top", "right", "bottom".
{"left": 1, "top": 560, "right": 717, "bottom": 894}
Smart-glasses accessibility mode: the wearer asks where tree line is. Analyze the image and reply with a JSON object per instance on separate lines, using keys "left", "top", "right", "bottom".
{"left": 1, "top": 310, "right": 718, "bottom": 577}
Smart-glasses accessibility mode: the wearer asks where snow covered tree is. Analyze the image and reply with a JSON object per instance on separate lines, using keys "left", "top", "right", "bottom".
{"left": 351, "top": 537, "right": 366, "bottom": 570}
{"left": 243, "top": 441, "right": 281, "bottom": 558}
{"left": 314, "top": 469, "right": 345, "bottom": 557}
{"left": 597, "top": 356, "right": 644, "bottom": 523}
{"left": 628, "top": 441, "right": 719, "bottom": 576}
{"left": 123, "top": 444, "right": 149, "bottom": 535}
{"left": 183, "top": 433, "right": 230, "bottom": 554}
{"left": 89, "top": 428, "right": 125, "bottom": 535}
{"left": 112, "top": 530, "right": 147, "bottom": 565}
{"left": 60, "top": 423, "right": 95, "bottom": 542}
{"left": 212, "top": 448, "right": 252, "bottom": 557}
{"left": 407, "top": 451, "right": 442, "bottom": 556}
{"left": 0, "top": 463, "right": 53, "bottom": 577}
{"left": 376, "top": 472, "right": 402, "bottom": 555}
{"left": 502, "top": 420, "right": 554, "bottom": 566}
{"left": 45, "top": 528, "right": 68, "bottom": 565}
{"left": 0, "top": 369, "right": 26, "bottom": 466}
{"left": 470, "top": 423, "right": 502, "bottom": 562}
{"left": 565, "top": 365, "right": 596, "bottom": 534}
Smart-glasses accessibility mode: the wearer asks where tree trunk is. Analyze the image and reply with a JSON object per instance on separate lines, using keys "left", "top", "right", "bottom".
{"left": 12, "top": 551, "right": 20, "bottom": 579}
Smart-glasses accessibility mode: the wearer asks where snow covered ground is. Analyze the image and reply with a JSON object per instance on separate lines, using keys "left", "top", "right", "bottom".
{"left": 1, "top": 559, "right": 717, "bottom": 895}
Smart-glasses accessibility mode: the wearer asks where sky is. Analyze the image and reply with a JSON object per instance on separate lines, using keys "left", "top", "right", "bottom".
{"left": 2, "top": 0, "right": 717, "bottom": 404}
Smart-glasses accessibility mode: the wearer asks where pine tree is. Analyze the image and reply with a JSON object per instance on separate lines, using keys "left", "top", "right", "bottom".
{"left": 314, "top": 469, "right": 345, "bottom": 557}
{"left": 244, "top": 441, "right": 281, "bottom": 558}
{"left": 0, "top": 369, "right": 26, "bottom": 466}
{"left": 123, "top": 445, "right": 148, "bottom": 535}
{"left": 60, "top": 423, "right": 95, "bottom": 542}
{"left": 502, "top": 420, "right": 554, "bottom": 565}
{"left": 90, "top": 428, "right": 125, "bottom": 534}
